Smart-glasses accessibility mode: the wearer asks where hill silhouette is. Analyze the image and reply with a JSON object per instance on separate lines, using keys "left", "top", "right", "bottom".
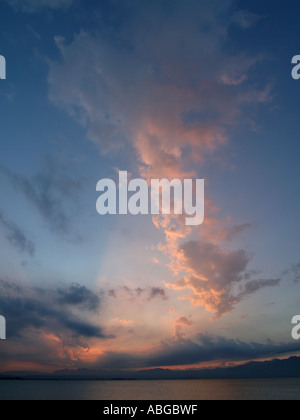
{"left": 0, "top": 356, "right": 299, "bottom": 380}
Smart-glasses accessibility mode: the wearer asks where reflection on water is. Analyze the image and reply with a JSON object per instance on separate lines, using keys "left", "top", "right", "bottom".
{"left": 0, "top": 378, "right": 300, "bottom": 400}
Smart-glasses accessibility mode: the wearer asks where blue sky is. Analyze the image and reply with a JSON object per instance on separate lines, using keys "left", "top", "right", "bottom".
{"left": 0, "top": 0, "right": 300, "bottom": 373}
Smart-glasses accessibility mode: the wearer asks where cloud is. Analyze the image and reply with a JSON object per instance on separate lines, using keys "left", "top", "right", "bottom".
{"left": 0, "top": 279, "right": 106, "bottom": 339}
{"left": 144, "top": 334, "right": 300, "bottom": 368}
{"left": 0, "top": 156, "right": 82, "bottom": 237}
{"left": 0, "top": 276, "right": 295, "bottom": 372}
{"left": 175, "top": 316, "right": 193, "bottom": 327}
{"left": 292, "top": 264, "right": 300, "bottom": 283}
{"left": 173, "top": 315, "right": 193, "bottom": 340}
{"left": 56, "top": 283, "right": 100, "bottom": 311}
{"left": 46, "top": 1, "right": 274, "bottom": 319}
{"left": 164, "top": 240, "right": 281, "bottom": 318}
{"left": 48, "top": 0, "right": 269, "bottom": 179}
{"left": 108, "top": 286, "right": 168, "bottom": 302}
{"left": 76, "top": 333, "right": 300, "bottom": 371}
{"left": 148, "top": 287, "right": 168, "bottom": 301}
{"left": 232, "top": 10, "right": 263, "bottom": 29}
{"left": 237, "top": 278, "right": 281, "bottom": 298}
{"left": 5, "top": 0, "right": 73, "bottom": 13}
{"left": 179, "top": 240, "right": 249, "bottom": 316}
{"left": 46, "top": 0, "right": 277, "bottom": 322}
{"left": 151, "top": 202, "right": 279, "bottom": 319}
{"left": 0, "top": 211, "right": 35, "bottom": 256}
{"left": 284, "top": 263, "right": 300, "bottom": 283}
{"left": 224, "top": 223, "right": 253, "bottom": 241}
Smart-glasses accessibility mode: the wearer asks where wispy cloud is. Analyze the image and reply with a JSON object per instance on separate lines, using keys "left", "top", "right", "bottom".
{"left": 0, "top": 211, "right": 35, "bottom": 256}
{"left": 231, "top": 10, "right": 264, "bottom": 30}
{"left": 284, "top": 263, "right": 300, "bottom": 283}
{"left": 0, "top": 156, "right": 83, "bottom": 238}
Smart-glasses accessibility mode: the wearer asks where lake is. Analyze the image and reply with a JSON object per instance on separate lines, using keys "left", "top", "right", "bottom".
{"left": 0, "top": 378, "right": 300, "bottom": 400}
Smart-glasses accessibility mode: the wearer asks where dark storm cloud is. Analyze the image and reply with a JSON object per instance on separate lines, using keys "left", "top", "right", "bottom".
{"left": 0, "top": 156, "right": 82, "bottom": 237}
{"left": 0, "top": 279, "right": 107, "bottom": 339}
{"left": 0, "top": 211, "right": 35, "bottom": 256}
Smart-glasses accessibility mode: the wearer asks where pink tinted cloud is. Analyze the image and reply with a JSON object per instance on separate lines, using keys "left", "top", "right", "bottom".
{"left": 48, "top": 1, "right": 278, "bottom": 319}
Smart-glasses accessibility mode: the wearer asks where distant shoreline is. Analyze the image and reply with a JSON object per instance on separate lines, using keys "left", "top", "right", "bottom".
{"left": 1, "top": 355, "right": 300, "bottom": 381}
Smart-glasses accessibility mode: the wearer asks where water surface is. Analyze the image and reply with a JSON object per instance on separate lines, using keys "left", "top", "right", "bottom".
{"left": 0, "top": 378, "right": 299, "bottom": 400}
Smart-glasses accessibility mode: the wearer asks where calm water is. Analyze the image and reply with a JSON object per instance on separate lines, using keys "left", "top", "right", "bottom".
{"left": 0, "top": 378, "right": 299, "bottom": 400}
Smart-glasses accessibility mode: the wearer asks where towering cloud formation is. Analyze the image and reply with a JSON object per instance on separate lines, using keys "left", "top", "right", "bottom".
{"left": 48, "top": 0, "right": 276, "bottom": 317}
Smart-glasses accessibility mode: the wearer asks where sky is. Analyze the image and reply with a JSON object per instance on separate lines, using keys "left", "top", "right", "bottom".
{"left": 0, "top": 0, "right": 300, "bottom": 374}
